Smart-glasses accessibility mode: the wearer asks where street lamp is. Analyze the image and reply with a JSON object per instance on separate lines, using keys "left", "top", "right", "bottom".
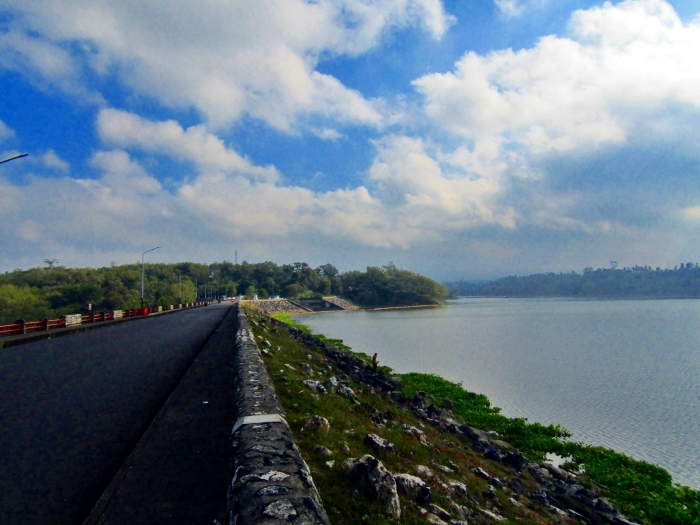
{"left": 141, "top": 246, "right": 160, "bottom": 308}
{"left": 0, "top": 153, "right": 28, "bottom": 165}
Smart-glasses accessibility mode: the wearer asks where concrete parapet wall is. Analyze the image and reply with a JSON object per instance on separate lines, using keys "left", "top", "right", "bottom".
{"left": 229, "top": 302, "right": 330, "bottom": 525}
{"left": 63, "top": 314, "right": 82, "bottom": 326}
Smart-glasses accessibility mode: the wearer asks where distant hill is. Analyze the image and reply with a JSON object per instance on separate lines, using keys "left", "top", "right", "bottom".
{"left": 447, "top": 263, "right": 700, "bottom": 298}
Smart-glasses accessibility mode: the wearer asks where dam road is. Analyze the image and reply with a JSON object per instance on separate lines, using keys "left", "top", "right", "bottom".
{"left": 0, "top": 302, "right": 233, "bottom": 525}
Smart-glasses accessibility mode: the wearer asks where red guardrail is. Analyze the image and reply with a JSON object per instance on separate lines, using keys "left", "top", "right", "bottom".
{"left": 0, "top": 302, "right": 207, "bottom": 338}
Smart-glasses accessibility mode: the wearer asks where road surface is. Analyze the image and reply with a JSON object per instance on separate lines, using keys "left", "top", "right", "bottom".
{"left": 0, "top": 302, "right": 232, "bottom": 525}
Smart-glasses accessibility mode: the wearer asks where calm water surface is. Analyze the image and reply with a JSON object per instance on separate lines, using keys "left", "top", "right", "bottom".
{"left": 294, "top": 298, "right": 700, "bottom": 489}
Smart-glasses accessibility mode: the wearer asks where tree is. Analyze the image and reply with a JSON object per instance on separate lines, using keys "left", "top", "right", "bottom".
{"left": 341, "top": 264, "right": 446, "bottom": 307}
{"left": 315, "top": 263, "right": 339, "bottom": 278}
{"left": 0, "top": 284, "right": 47, "bottom": 323}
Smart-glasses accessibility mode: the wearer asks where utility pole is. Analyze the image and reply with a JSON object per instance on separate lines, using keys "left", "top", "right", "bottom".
{"left": 141, "top": 246, "right": 160, "bottom": 308}
{"left": 179, "top": 274, "right": 182, "bottom": 302}
{"left": 235, "top": 250, "right": 237, "bottom": 265}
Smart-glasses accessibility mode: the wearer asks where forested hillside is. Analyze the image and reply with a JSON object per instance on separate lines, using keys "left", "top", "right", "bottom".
{"left": 448, "top": 263, "right": 700, "bottom": 298}
{"left": 341, "top": 263, "right": 447, "bottom": 307}
{"left": 0, "top": 261, "right": 446, "bottom": 323}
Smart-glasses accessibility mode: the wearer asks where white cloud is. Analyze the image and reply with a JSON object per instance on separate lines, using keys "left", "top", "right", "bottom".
{"left": 0, "top": 123, "right": 516, "bottom": 267}
{"left": 0, "top": 152, "right": 167, "bottom": 254}
{"left": 89, "top": 150, "right": 162, "bottom": 196}
{"left": 368, "top": 135, "right": 515, "bottom": 228}
{"left": 415, "top": 0, "right": 700, "bottom": 157}
{"left": 0, "top": 150, "right": 395, "bottom": 258}
{"left": 312, "top": 128, "right": 344, "bottom": 141}
{"left": 0, "top": 120, "right": 15, "bottom": 143}
{"left": 42, "top": 149, "right": 70, "bottom": 172}
{"left": 0, "top": 27, "right": 103, "bottom": 103}
{"left": 1, "top": 0, "right": 452, "bottom": 131}
{"left": 97, "top": 109, "right": 278, "bottom": 182}
{"left": 396, "top": 0, "right": 700, "bottom": 251}
{"left": 494, "top": 0, "right": 523, "bottom": 17}
{"left": 493, "top": 0, "right": 549, "bottom": 18}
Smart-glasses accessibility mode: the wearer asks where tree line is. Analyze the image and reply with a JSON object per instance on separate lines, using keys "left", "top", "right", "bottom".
{"left": 0, "top": 260, "right": 446, "bottom": 323}
{"left": 447, "top": 263, "right": 700, "bottom": 298}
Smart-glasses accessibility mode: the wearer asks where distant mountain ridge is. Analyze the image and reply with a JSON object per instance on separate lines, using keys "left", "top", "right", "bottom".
{"left": 447, "top": 263, "right": 700, "bottom": 298}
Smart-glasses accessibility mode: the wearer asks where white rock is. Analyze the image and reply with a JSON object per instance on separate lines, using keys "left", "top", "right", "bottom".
{"left": 449, "top": 481, "right": 468, "bottom": 496}
{"left": 395, "top": 473, "right": 431, "bottom": 505}
{"left": 302, "top": 380, "right": 327, "bottom": 395}
{"left": 363, "top": 433, "right": 396, "bottom": 454}
{"left": 415, "top": 465, "right": 436, "bottom": 480}
{"left": 348, "top": 455, "right": 401, "bottom": 519}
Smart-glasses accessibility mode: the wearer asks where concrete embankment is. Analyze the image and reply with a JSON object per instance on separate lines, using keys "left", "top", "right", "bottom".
{"left": 247, "top": 298, "right": 311, "bottom": 315}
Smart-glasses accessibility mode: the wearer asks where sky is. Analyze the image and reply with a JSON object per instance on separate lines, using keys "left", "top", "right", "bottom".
{"left": 1, "top": 0, "right": 700, "bottom": 280}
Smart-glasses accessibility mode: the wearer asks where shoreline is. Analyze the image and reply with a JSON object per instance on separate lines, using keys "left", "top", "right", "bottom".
{"left": 293, "top": 303, "right": 442, "bottom": 314}
{"left": 366, "top": 303, "right": 442, "bottom": 311}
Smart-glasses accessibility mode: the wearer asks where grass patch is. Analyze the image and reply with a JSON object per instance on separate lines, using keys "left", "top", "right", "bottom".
{"left": 271, "top": 312, "right": 352, "bottom": 350}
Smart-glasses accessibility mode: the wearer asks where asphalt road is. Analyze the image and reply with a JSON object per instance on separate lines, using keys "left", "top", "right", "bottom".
{"left": 0, "top": 302, "right": 232, "bottom": 525}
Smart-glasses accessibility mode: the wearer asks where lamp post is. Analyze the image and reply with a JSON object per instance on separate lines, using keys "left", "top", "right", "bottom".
{"left": 141, "top": 246, "right": 160, "bottom": 308}
{"left": 0, "top": 153, "right": 28, "bottom": 165}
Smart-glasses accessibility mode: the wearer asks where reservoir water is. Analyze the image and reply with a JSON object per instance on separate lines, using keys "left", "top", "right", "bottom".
{"left": 293, "top": 298, "right": 700, "bottom": 489}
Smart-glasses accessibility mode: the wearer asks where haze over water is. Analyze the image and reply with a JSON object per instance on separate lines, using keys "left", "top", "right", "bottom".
{"left": 294, "top": 298, "right": 700, "bottom": 490}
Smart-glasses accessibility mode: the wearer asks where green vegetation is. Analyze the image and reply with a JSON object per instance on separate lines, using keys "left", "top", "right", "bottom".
{"left": 400, "top": 373, "right": 700, "bottom": 525}
{"left": 400, "top": 374, "right": 570, "bottom": 460}
{"left": 449, "top": 263, "right": 700, "bottom": 298}
{"left": 0, "top": 260, "right": 446, "bottom": 324}
{"left": 557, "top": 444, "right": 700, "bottom": 525}
{"left": 271, "top": 312, "right": 352, "bottom": 350}
{"left": 342, "top": 263, "right": 447, "bottom": 307}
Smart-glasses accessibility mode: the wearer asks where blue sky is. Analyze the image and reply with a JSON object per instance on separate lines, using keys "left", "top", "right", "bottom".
{"left": 1, "top": 0, "right": 700, "bottom": 280}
